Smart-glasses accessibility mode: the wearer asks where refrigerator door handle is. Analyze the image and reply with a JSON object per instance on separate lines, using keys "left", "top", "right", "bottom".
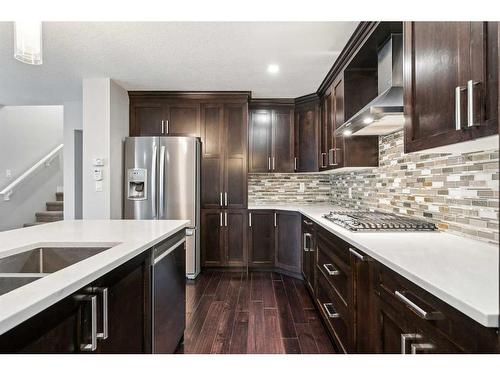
{"left": 151, "top": 145, "right": 158, "bottom": 219}
{"left": 159, "top": 145, "right": 166, "bottom": 218}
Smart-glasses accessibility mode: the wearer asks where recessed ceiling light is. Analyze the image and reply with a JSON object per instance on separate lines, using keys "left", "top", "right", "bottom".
{"left": 14, "top": 21, "right": 43, "bottom": 65}
{"left": 267, "top": 64, "right": 280, "bottom": 74}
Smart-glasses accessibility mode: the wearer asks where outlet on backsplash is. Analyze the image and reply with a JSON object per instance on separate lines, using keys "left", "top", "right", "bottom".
{"left": 299, "top": 182, "right": 305, "bottom": 193}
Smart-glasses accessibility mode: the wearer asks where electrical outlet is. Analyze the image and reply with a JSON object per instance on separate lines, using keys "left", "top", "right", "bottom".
{"left": 348, "top": 187, "right": 352, "bottom": 199}
{"left": 299, "top": 182, "right": 305, "bottom": 193}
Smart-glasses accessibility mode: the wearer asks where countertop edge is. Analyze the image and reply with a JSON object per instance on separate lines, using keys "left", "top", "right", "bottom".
{"left": 0, "top": 221, "right": 190, "bottom": 336}
{"left": 248, "top": 205, "right": 499, "bottom": 328}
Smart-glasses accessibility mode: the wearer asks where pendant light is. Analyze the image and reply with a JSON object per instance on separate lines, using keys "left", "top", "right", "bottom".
{"left": 14, "top": 22, "right": 43, "bottom": 65}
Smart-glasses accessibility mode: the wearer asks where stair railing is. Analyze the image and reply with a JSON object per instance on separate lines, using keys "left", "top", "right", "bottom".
{"left": 0, "top": 144, "right": 63, "bottom": 201}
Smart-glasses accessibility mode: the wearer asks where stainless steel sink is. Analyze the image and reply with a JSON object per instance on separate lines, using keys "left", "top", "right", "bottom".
{"left": 0, "top": 246, "right": 111, "bottom": 296}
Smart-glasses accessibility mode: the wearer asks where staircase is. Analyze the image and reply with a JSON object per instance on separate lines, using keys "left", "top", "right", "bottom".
{"left": 23, "top": 192, "right": 64, "bottom": 227}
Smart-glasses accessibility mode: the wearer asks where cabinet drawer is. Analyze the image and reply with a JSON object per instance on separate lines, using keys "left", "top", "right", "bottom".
{"left": 316, "top": 228, "right": 351, "bottom": 270}
{"left": 316, "top": 236, "right": 349, "bottom": 306}
{"left": 316, "top": 267, "right": 349, "bottom": 353}
{"left": 375, "top": 263, "right": 499, "bottom": 353}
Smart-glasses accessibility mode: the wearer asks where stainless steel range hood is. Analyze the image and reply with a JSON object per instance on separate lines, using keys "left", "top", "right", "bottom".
{"left": 336, "top": 33, "right": 404, "bottom": 137}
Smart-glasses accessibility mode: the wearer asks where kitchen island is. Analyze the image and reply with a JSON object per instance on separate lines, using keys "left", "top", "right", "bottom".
{"left": 0, "top": 219, "right": 190, "bottom": 353}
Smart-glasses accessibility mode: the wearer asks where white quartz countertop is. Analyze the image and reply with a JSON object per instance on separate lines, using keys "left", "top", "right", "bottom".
{"left": 0, "top": 219, "right": 189, "bottom": 335}
{"left": 249, "top": 204, "right": 499, "bottom": 328}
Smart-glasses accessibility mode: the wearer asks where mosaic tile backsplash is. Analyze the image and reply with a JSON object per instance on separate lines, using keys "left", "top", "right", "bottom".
{"left": 330, "top": 131, "right": 499, "bottom": 244}
{"left": 248, "top": 130, "right": 499, "bottom": 244}
{"left": 248, "top": 173, "right": 330, "bottom": 204}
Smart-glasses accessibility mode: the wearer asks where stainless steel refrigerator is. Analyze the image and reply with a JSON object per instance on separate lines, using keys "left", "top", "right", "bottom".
{"left": 123, "top": 136, "right": 200, "bottom": 279}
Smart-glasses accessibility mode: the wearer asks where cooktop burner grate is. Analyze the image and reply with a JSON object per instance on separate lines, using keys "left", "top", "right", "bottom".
{"left": 322, "top": 210, "right": 437, "bottom": 232}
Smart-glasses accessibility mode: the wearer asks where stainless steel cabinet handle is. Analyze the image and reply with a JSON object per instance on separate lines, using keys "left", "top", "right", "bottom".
{"left": 151, "top": 145, "right": 157, "bottom": 219}
{"left": 395, "top": 291, "right": 442, "bottom": 320}
{"left": 401, "top": 333, "right": 421, "bottom": 354}
{"left": 303, "top": 233, "right": 312, "bottom": 252}
{"left": 349, "top": 247, "right": 366, "bottom": 261}
{"left": 224, "top": 212, "right": 228, "bottom": 227}
{"left": 268, "top": 157, "right": 271, "bottom": 171}
{"left": 220, "top": 212, "right": 223, "bottom": 227}
{"left": 95, "top": 287, "right": 108, "bottom": 340}
{"left": 220, "top": 192, "right": 223, "bottom": 207}
{"left": 322, "top": 303, "right": 340, "bottom": 319}
{"left": 328, "top": 148, "right": 334, "bottom": 166}
{"left": 411, "top": 343, "right": 435, "bottom": 354}
{"left": 75, "top": 294, "right": 97, "bottom": 352}
{"left": 158, "top": 146, "right": 166, "bottom": 219}
{"left": 321, "top": 152, "right": 327, "bottom": 168}
{"left": 249, "top": 212, "right": 252, "bottom": 227}
{"left": 161, "top": 120, "right": 165, "bottom": 134}
{"left": 303, "top": 220, "right": 313, "bottom": 225}
{"left": 467, "top": 80, "right": 480, "bottom": 127}
{"left": 165, "top": 120, "right": 169, "bottom": 134}
{"left": 294, "top": 157, "right": 297, "bottom": 171}
{"left": 272, "top": 157, "right": 275, "bottom": 171}
{"left": 224, "top": 192, "right": 228, "bottom": 207}
{"left": 455, "top": 86, "right": 466, "bottom": 130}
{"left": 323, "top": 263, "right": 340, "bottom": 276}
{"left": 274, "top": 212, "right": 277, "bottom": 227}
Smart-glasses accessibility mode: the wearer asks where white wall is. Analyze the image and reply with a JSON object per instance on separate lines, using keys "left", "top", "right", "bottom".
{"left": 82, "top": 78, "right": 129, "bottom": 219}
{"left": 63, "top": 101, "right": 83, "bottom": 220}
{"left": 0, "top": 106, "right": 63, "bottom": 231}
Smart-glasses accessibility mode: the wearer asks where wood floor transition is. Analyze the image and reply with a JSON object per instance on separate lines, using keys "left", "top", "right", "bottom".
{"left": 178, "top": 270, "right": 336, "bottom": 354}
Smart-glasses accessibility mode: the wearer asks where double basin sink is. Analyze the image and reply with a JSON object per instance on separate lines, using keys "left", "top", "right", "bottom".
{"left": 0, "top": 246, "right": 111, "bottom": 296}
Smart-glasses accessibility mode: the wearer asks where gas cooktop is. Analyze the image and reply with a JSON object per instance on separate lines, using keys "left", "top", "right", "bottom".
{"left": 322, "top": 210, "right": 437, "bottom": 232}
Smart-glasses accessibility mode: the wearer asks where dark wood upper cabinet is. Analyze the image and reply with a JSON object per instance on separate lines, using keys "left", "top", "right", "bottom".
{"left": 200, "top": 104, "right": 224, "bottom": 209}
{"left": 224, "top": 104, "right": 248, "bottom": 209}
{"left": 167, "top": 101, "right": 200, "bottom": 136}
{"left": 249, "top": 109, "right": 272, "bottom": 173}
{"left": 332, "top": 77, "right": 344, "bottom": 168}
{"left": 249, "top": 103, "right": 294, "bottom": 173}
{"left": 294, "top": 96, "right": 320, "bottom": 172}
{"left": 404, "top": 22, "right": 499, "bottom": 153}
{"left": 248, "top": 210, "right": 275, "bottom": 268}
{"left": 130, "top": 100, "right": 165, "bottom": 136}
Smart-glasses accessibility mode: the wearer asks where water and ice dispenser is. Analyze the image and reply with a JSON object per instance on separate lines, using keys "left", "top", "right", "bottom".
{"left": 127, "top": 168, "right": 147, "bottom": 200}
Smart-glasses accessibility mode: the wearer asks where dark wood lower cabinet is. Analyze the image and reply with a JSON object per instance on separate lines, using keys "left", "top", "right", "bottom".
{"left": 248, "top": 210, "right": 275, "bottom": 268}
{"left": 201, "top": 209, "right": 247, "bottom": 268}
{"left": 275, "top": 211, "right": 301, "bottom": 275}
{"left": 301, "top": 217, "right": 316, "bottom": 293}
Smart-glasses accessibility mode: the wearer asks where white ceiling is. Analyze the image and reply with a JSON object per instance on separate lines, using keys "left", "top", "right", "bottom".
{"left": 0, "top": 22, "right": 359, "bottom": 105}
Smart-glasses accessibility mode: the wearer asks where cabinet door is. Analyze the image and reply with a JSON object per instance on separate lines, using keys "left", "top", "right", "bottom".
{"left": 224, "top": 104, "right": 248, "bottom": 209}
{"left": 167, "top": 101, "right": 200, "bottom": 136}
{"left": 249, "top": 109, "right": 272, "bottom": 173}
{"left": 201, "top": 209, "right": 224, "bottom": 267}
{"left": 375, "top": 298, "right": 415, "bottom": 354}
{"left": 469, "top": 22, "right": 499, "bottom": 130}
{"left": 295, "top": 103, "right": 319, "bottom": 172}
{"left": 275, "top": 211, "right": 301, "bottom": 274}
{"left": 94, "top": 252, "right": 149, "bottom": 353}
{"left": 130, "top": 99, "right": 165, "bottom": 136}
{"left": 332, "top": 78, "right": 344, "bottom": 169}
{"left": 0, "top": 296, "right": 81, "bottom": 353}
{"left": 201, "top": 104, "right": 224, "bottom": 208}
{"left": 404, "top": 22, "right": 498, "bottom": 152}
{"left": 248, "top": 210, "right": 275, "bottom": 268}
{"left": 323, "top": 91, "right": 335, "bottom": 169}
{"left": 225, "top": 209, "right": 247, "bottom": 266}
{"left": 272, "top": 108, "right": 294, "bottom": 172}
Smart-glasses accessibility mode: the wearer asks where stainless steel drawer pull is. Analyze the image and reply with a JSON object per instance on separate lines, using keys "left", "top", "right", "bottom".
{"left": 249, "top": 212, "right": 252, "bottom": 227}
{"left": 96, "top": 287, "right": 108, "bottom": 340}
{"left": 395, "top": 291, "right": 442, "bottom": 320}
{"left": 165, "top": 120, "right": 169, "bottom": 134}
{"left": 400, "top": 333, "right": 421, "bottom": 354}
{"left": 411, "top": 343, "right": 435, "bottom": 354}
{"left": 455, "top": 86, "right": 466, "bottom": 130}
{"left": 161, "top": 120, "right": 165, "bottom": 134}
{"left": 303, "top": 233, "right": 312, "bottom": 252}
{"left": 322, "top": 303, "right": 340, "bottom": 319}
{"left": 272, "top": 157, "right": 275, "bottom": 171}
{"left": 323, "top": 263, "right": 340, "bottom": 276}
{"left": 274, "top": 212, "right": 277, "bottom": 227}
{"left": 294, "top": 157, "right": 298, "bottom": 171}
{"left": 467, "top": 80, "right": 480, "bottom": 127}
{"left": 224, "top": 192, "right": 228, "bottom": 207}
{"left": 349, "top": 247, "right": 366, "bottom": 261}
{"left": 75, "top": 294, "right": 98, "bottom": 352}
{"left": 224, "top": 212, "right": 228, "bottom": 227}
{"left": 220, "top": 212, "right": 223, "bottom": 227}
{"left": 220, "top": 192, "right": 223, "bottom": 207}
{"left": 303, "top": 220, "right": 313, "bottom": 225}
{"left": 268, "top": 157, "right": 271, "bottom": 171}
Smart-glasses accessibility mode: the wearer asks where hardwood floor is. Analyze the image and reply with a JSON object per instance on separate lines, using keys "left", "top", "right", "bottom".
{"left": 178, "top": 270, "right": 336, "bottom": 354}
